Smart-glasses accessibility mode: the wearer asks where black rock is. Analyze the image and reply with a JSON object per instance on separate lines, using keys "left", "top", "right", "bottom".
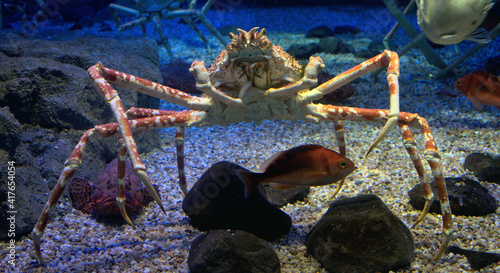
{"left": 286, "top": 43, "right": 322, "bottom": 59}
{"left": 182, "top": 161, "right": 292, "bottom": 241}
{"left": 264, "top": 185, "right": 310, "bottom": 208}
{"left": 0, "top": 107, "right": 21, "bottom": 154}
{"left": 306, "top": 25, "right": 334, "bottom": 38}
{"left": 463, "top": 152, "right": 500, "bottom": 184}
{"left": 447, "top": 246, "right": 500, "bottom": 270}
{"left": 318, "top": 36, "right": 355, "bottom": 55}
{"left": 408, "top": 177, "right": 498, "bottom": 216}
{"left": 306, "top": 194, "right": 414, "bottom": 273}
{"left": 319, "top": 36, "right": 341, "bottom": 54}
{"left": 188, "top": 230, "right": 281, "bottom": 273}
{"left": 333, "top": 25, "right": 361, "bottom": 35}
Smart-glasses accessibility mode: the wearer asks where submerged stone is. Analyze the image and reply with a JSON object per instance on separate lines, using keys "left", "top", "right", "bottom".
{"left": 463, "top": 152, "right": 500, "bottom": 184}
{"left": 188, "top": 230, "right": 281, "bottom": 273}
{"left": 182, "top": 161, "right": 292, "bottom": 241}
{"left": 306, "top": 194, "right": 414, "bottom": 273}
{"left": 408, "top": 177, "right": 498, "bottom": 216}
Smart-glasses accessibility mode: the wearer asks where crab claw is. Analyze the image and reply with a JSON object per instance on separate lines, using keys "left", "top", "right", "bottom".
{"left": 365, "top": 115, "right": 398, "bottom": 157}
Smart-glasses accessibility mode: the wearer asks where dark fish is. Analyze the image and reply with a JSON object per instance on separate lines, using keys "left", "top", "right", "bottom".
{"left": 68, "top": 158, "right": 158, "bottom": 218}
{"left": 237, "top": 144, "right": 356, "bottom": 197}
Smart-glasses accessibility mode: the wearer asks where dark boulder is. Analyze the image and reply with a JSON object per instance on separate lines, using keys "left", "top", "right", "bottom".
{"left": 188, "top": 230, "right": 281, "bottom": 273}
{"left": 408, "top": 177, "right": 498, "bottom": 216}
{"left": 182, "top": 161, "right": 292, "bottom": 241}
{"left": 306, "top": 194, "right": 414, "bottom": 273}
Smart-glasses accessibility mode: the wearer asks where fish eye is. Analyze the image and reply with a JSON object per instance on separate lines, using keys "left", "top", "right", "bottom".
{"left": 471, "top": 21, "right": 476, "bottom": 26}
{"left": 339, "top": 161, "right": 348, "bottom": 168}
{"left": 456, "top": 81, "right": 461, "bottom": 86}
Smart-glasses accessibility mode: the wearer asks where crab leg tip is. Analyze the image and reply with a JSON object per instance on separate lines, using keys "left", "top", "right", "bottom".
{"left": 117, "top": 199, "right": 136, "bottom": 228}
{"left": 432, "top": 232, "right": 453, "bottom": 262}
{"left": 32, "top": 232, "right": 46, "bottom": 266}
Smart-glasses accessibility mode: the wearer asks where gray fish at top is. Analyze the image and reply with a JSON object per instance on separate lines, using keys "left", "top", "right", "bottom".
{"left": 416, "top": 0, "right": 497, "bottom": 45}
{"left": 236, "top": 144, "right": 356, "bottom": 197}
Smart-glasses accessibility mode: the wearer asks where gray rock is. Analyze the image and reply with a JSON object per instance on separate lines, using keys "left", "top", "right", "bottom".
{"left": 408, "top": 177, "right": 498, "bottom": 216}
{"left": 0, "top": 29, "right": 164, "bottom": 240}
{"left": 463, "top": 152, "right": 500, "bottom": 184}
{"left": 182, "top": 161, "right": 292, "bottom": 241}
{"left": 319, "top": 36, "right": 341, "bottom": 54}
{"left": 286, "top": 43, "right": 322, "bottom": 59}
{"left": 306, "top": 25, "right": 334, "bottom": 38}
{"left": 188, "top": 230, "right": 281, "bottom": 273}
{"left": 306, "top": 194, "right": 414, "bottom": 273}
{"left": 0, "top": 107, "right": 21, "bottom": 153}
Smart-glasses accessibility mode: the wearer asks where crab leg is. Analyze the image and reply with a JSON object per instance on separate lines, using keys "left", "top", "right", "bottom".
{"left": 127, "top": 107, "right": 189, "bottom": 195}
{"left": 302, "top": 50, "right": 401, "bottom": 156}
{"left": 91, "top": 63, "right": 211, "bottom": 110}
{"left": 330, "top": 120, "right": 347, "bottom": 199}
{"left": 152, "top": 13, "right": 174, "bottom": 60}
{"left": 309, "top": 105, "right": 452, "bottom": 260}
{"left": 161, "top": 9, "right": 227, "bottom": 47}
{"left": 399, "top": 124, "right": 434, "bottom": 227}
{"left": 116, "top": 136, "right": 135, "bottom": 227}
{"left": 32, "top": 110, "right": 206, "bottom": 265}
{"left": 190, "top": 61, "right": 245, "bottom": 108}
{"left": 264, "top": 56, "right": 325, "bottom": 98}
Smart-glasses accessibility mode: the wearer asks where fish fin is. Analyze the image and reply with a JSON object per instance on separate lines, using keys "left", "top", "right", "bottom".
{"left": 477, "top": 72, "right": 500, "bottom": 94}
{"left": 468, "top": 95, "right": 484, "bottom": 110}
{"left": 259, "top": 150, "right": 287, "bottom": 172}
{"left": 466, "top": 28, "right": 492, "bottom": 44}
{"left": 68, "top": 178, "right": 93, "bottom": 212}
{"left": 483, "top": 2, "right": 496, "bottom": 13}
{"left": 236, "top": 169, "right": 260, "bottom": 198}
{"left": 269, "top": 183, "right": 296, "bottom": 190}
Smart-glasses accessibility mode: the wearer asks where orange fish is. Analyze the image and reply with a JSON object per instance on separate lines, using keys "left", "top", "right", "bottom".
{"left": 236, "top": 144, "right": 356, "bottom": 197}
{"left": 454, "top": 71, "right": 500, "bottom": 110}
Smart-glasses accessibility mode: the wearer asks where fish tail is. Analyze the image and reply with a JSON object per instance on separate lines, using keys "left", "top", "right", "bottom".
{"left": 235, "top": 169, "right": 261, "bottom": 198}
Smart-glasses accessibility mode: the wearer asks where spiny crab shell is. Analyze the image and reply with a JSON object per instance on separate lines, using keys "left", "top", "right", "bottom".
{"left": 202, "top": 27, "right": 303, "bottom": 95}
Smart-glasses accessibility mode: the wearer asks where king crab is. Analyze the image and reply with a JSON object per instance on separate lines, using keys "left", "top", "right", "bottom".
{"left": 32, "top": 27, "right": 452, "bottom": 266}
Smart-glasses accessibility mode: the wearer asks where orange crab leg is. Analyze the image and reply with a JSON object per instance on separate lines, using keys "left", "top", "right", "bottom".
{"left": 127, "top": 107, "right": 189, "bottom": 195}
{"left": 330, "top": 120, "right": 347, "bottom": 199}
{"left": 302, "top": 50, "right": 401, "bottom": 156}
{"left": 92, "top": 63, "right": 211, "bottom": 110}
{"left": 309, "top": 105, "right": 452, "bottom": 260}
{"left": 31, "top": 111, "right": 203, "bottom": 265}
{"left": 116, "top": 137, "right": 135, "bottom": 227}
{"left": 399, "top": 124, "right": 434, "bottom": 226}
{"left": 175, "top": 126, "right": 188, "bottom": 195}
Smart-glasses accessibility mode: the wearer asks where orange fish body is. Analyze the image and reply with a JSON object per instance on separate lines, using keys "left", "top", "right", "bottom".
{"left": 237, "top": 144, "right": 356, "bottom": 197}
{"left": 454, "top": 71, "right": 500, "bottom": 110}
